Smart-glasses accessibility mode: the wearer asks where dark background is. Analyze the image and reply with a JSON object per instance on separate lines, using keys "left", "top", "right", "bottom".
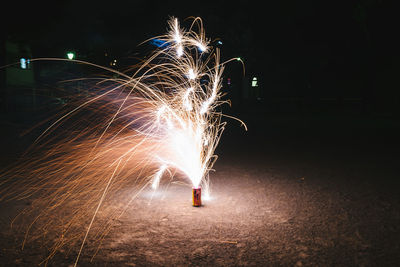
{"left": 1, "top": 0, "right": 399, "bottom": 115}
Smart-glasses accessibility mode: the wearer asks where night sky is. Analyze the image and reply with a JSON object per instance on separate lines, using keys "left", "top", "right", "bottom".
{"left": 2, "top": 0, "right": 399, "bottom": 110}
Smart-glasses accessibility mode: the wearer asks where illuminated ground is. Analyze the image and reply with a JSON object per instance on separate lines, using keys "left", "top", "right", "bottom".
{"left": 0, "top": 112, "right": 399, "bottom": 266}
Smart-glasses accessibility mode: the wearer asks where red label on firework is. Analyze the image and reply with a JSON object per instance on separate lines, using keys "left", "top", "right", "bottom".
{"left": 192, "top": 187, "right": 201, "bottom": 207}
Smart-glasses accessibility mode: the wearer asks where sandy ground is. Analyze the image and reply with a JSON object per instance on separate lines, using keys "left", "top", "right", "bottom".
{"left": 0, "top": 112, "right": 399, "bottom": 266}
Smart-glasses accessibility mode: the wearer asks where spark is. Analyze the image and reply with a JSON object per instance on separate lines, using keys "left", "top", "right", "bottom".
{"left": 176, "top": 44, "right": 184, "bottom": 57}
{"left": 172, "top": 18, "right": 183, "bottom": 44}
{"left": 183, "top": 87, "right": 194, "bottom": 111}
{"left": 188, "top": 68, "right": 196, "bottom": 80}
{"left": 0, "top": 16, "right": 245, "bottom": 266}
{"left": 196, "top": 41, "right": 207, "bottom": 52}
{"left": 151, "top": 164, "right": 168, "bottom": 189}
{"left": 171, "top": 18, "right": 184, "bottom": 57}
{"left": 201, "top": 71, "right": 220, "bottom": 114}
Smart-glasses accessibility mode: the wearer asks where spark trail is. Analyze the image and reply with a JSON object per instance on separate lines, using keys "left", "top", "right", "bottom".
{"left": 0, "top": 17, "right": 245, "bottom": 265}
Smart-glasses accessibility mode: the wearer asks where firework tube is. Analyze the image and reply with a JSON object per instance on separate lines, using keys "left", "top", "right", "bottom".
{"left": 192, "top": 187, "right": 201, "bottom": 207}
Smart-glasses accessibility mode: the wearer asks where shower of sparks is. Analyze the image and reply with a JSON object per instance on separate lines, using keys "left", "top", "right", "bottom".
{"left": 0, "top": 17, "right": 245, "bottom": 265}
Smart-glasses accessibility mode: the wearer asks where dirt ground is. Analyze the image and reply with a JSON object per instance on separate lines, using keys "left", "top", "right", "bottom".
{"left": 0, "top": 112, "right": 399, "bottom": 266}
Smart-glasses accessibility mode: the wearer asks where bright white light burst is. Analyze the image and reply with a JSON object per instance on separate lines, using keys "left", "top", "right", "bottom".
{"left": 145, "top": 17, "right": 231, "bottom": 192}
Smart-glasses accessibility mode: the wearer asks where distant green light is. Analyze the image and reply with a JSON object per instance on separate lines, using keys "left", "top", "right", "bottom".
{"left": 236, "top": 57, "right": 241, "bottom": 61}
{"left": 252, "top": 77, "right": 258, "bottom": 87}
{"left": 67, "top": 52, "right": 75, "bottom": 60}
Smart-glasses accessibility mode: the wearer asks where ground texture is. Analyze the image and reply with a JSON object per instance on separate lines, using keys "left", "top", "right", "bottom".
{"left": 0, "top": 112, "right": 399, "bottom": 266}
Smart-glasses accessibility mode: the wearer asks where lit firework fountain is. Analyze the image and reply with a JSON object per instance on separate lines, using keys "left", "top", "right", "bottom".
{"left": 0, "top": 17, "right": 244, "bottom": 265}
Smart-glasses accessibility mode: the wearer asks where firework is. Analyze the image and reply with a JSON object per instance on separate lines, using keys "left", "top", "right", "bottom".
{"left": 0, "top": 17, "right": 245, "bottom": 265}
{"left": 192, "top": 187, "right": 202, "bottom": 207}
